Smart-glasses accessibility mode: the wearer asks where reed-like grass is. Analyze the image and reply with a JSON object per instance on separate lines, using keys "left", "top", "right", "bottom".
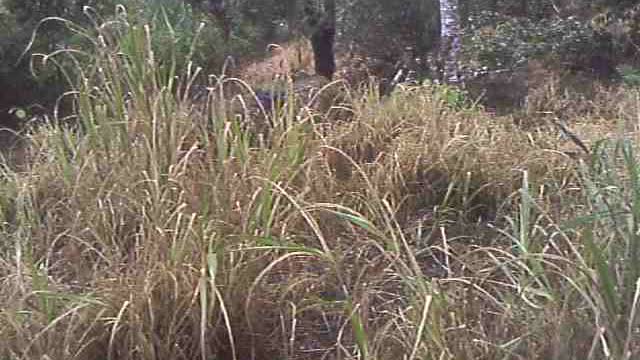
{"left": 2, "top": 5, "right": 640, "bottom": 360}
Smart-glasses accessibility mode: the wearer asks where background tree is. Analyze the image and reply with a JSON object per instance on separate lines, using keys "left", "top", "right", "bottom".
{"left": 0, "top": 0, "right": 120, "bottom": 127}
{"left": 340, "top": 0, "right": 440, "bottom": 82}
{"left": 439, "top": 0, "right": 461, "bottom": 83}
{"left": 307, "top": 0, "right": 336, "bottom": 79}
{"left": 2, "top": 0, "right": 639, "bottom": 128}
{"left": 204, "top": 0, "right": 231, "bottom": 41}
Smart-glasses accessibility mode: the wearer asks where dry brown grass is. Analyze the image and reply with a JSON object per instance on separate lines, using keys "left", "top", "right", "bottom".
{"left": 0, "top": 77, "right": 615, "bottom": 359}
{"left": 238, "top": 39, "right": 315, "bottom": 84}
{"left": 3, "top": 17, "right": 640, "bottom": 360}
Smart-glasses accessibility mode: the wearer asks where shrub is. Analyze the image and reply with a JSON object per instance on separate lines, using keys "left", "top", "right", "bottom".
{"left": 339, "top": 0, "right": 439, "bottom": 80}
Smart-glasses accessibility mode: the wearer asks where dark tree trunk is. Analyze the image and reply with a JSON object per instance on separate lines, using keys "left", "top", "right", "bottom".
{"left": 311, "top": 24, "right": 336, "bottom": 80}
{"left": 310, "top": 0, "right": 336, "bottom": 80}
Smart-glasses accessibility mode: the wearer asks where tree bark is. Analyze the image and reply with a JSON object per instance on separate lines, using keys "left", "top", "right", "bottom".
{"left": 309, "top": 0, "right": 336, "bottom": 80}
{"left": 439, "top": 0, "right": 461, "bottom": 84}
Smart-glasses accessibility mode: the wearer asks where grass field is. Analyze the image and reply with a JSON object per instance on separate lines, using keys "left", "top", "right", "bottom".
{"left": 2, "top": 12, "right": 640, "bottom": 360}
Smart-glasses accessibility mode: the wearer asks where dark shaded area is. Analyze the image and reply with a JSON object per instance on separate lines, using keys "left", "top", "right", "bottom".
{"left": 0, "top": 0, "right": 94, "bottom": 131}
{"left": 204, "top": 0, "right": 225, "bottom": 13}
{"left": 254, "top": 89, "right": 286, "bottom": 110}
{"left": 206, "top": 0, "right": 232, "bottom": 42}
{"left": 310, "top": 22, "right": 336, "bottom": 80}
{"left": 0, "top": 72, "right": 62, "bottom": 130}
{"left": 185, "top": 0, "right": 232, "bottom": 41}
{"left": 567, "top": 54, "right": 620, "bottom": 81}
{"left": 565, "top": 31, "right": 620, "bottom": 80}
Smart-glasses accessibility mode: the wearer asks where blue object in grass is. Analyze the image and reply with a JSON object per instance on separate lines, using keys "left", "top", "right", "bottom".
{"left": 254, "top": 89, "right": 286, "bottom": 110}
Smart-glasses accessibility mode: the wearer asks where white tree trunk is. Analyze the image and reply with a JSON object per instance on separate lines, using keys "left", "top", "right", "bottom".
{"left": 439, "top": 0, "right": 461, "bottom": 84}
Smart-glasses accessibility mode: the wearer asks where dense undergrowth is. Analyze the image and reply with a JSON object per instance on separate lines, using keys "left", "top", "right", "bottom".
{"left": 2, "top": 8, "right": 640, "bottom": 360}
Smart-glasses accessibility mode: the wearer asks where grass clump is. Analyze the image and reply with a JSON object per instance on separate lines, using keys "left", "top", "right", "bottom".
{"left": 2, "top": 6, "right": 640, "bottom": 360}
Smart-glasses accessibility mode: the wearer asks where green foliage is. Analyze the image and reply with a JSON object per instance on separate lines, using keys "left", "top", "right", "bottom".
{"left": 619, "top": 65, "right": 640, "bottom": 87}
{"left": 238, "top": 0, "right": 290, "bottom": 42}
{"left": 461, "top": 1, "right": 640, "bottom": 75}
{"left": 433, "top": 82, "right": 471, "bottom": 110}
{"left": 340, "top": 0, "right": 439, "bottom": 72}
{"left": 464, "top": 11, "right": 596, "bottom": 70}
{"left": 571, "top": 139, "right": 640, "bottom": 358}
{"left": 0, "top": 0, "right": 122, "bottom": 124}
{"left": 0, "top": 0, "right": 268, "bottom": 124}
{"left": 124, "top": 0, "right": 231, "bottom": 73}
{"left": 5, "top": 0, "right": 87, "bottom": 23}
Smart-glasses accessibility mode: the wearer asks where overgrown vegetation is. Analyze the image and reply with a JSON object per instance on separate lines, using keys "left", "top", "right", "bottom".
{"left": 2, "top": 1, "right": 640, "bottom": 360}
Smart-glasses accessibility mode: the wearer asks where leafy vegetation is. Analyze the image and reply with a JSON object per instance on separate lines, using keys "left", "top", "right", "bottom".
{"left": 1, "top": 1, "right": 640, "bottom": 360}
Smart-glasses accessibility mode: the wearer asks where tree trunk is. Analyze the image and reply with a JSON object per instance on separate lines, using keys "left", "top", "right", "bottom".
{"left": 439, "top": 0, "right": 461, "bottom": 84}
{"left": 310, "top": 0, "right": 337, "bottom": 80}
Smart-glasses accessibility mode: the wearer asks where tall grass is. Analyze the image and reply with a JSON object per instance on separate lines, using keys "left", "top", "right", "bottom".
{"left": 2, "top": 4, "right": 640, "bottom": 360}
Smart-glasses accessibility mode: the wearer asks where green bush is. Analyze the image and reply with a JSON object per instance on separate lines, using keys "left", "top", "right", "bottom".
{"left": 463, "top": 11, "right": 596, "bottom": 70}
{"left": 0, "top": 0, "right": 276, "bottom": 127}
{"left": 619, "top": 65, "right": 640, "bottom": 87}
{"left": 339, "top": 0, "right": 440, "bottom": 78}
